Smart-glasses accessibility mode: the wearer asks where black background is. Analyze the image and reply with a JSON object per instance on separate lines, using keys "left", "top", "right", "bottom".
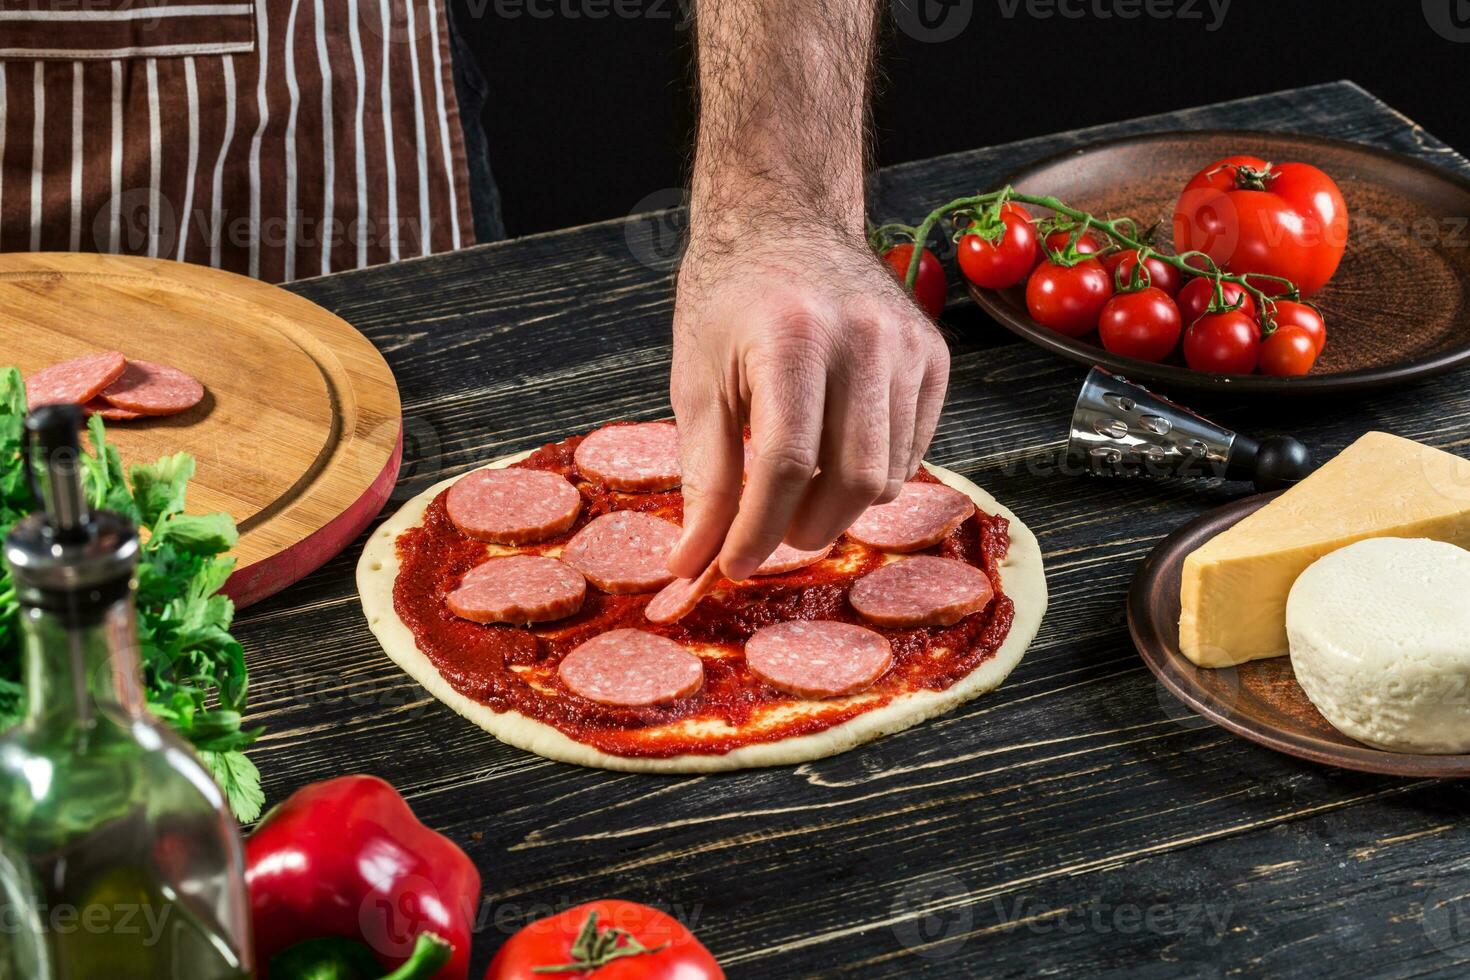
{"left": 450, "top": 0, "right": 1470, "bottom": 240}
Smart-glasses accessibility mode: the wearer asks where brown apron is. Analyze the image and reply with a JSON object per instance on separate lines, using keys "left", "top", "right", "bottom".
{"left": 0, "top": 0, "right": 475, "bottom": 283}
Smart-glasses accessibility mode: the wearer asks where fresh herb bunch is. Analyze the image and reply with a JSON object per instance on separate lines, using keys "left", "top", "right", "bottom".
{"left": 0, "top": 367, "right": 263, "bottom": 821}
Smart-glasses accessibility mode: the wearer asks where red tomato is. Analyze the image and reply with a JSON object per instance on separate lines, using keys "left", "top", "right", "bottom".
{"left": 957, "top": 203, "right": 1037, "bottom": 289}
{"left": 1037, "top": 229, "right": 1104, "bottom": 266}
{"left": 486, "top": 900, "right": 723, "bottom": 980}
{"left": 1097, "top": 287, "right": 1183, "bottom": 362}
{"left": 1025, "top": 259, "right": 1113, "bottom": 337}
{"left": 1174, "top": 155, "right": 1348, "bottom": 297}
{"left": 883, "top": 243, "right": 947, "bottom": 319}
{"left": 1183, "top": 310, "right": 1261, "bottom": 374}
{"left": 1177, "top": 276, "right": 1257, "bottom": 326}
{"left": 1102, "top": 249, "right": 1182, "bottom": 297}
{"left": 1270, "top": 299, "right": 1327, "bottom": 354}
{"left": 1259, "top": 327, "right": 1319, "bottom": 376}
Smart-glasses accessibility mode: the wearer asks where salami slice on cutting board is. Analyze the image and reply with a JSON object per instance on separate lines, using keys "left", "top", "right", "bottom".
{"left": 99, "top": 359, "right": 205, "bottom": 415}
{"left": 573, "top": 422, "right": 681, "bottom": 491}
{"left": 446, "top": 468, "right": 582, "bottom": 545}
{"left": 849, "top": 555, "right": 994, "bottom": 628}
{"left": 644, "top": 558, "right": 722, "bottom": 624}
{"left": 744, "top": 620, "right": 893, "bottom": 699}
{"left": 559, "top": 511, "right": 680, "bottom": 594}
{"left": 25, "top": 351, "right": 126, "bottom": 409}
{"left": 83, "top": 398, "right": 144, "bottom": 420}
{"left": 447, "top": 555, "right": 586, "bottom": 624}
{"left": 558, "top": 629, "right": 704, "bottom": 706}
{"left": 844, "top": 482, "right": 975, "bottom": 553}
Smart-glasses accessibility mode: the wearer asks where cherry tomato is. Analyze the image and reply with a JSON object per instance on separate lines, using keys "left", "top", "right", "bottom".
{"left": 1102, "top": 249, "right": 1182, "bottom": 297}
{"left": 1183, "top": 310, "right": 1261, "bottom": 374}
{"left": 1270, "top": 299, "right": 1327, "bottom": 354}
{"left": 1258, "top": 327, "right": 1319, "bottom": 376}
{"left": 1025, "top": 259, "right": 1113, "bottom": 337}
{"left": 1177, "top": 276, "right": 1257, "bottom": 326}
{"left": 1037, "top": 229, "right": 1104, "bottom": 266}
{"left": 957, "top": 203, "right": 1037, "bottom": 289}
{"left": 1174, "top": 155, "right": 1349, "bottom": 297}
{"left": 1097, "top": 287, "right": 1183, "bottom": 362}
{"left": 882, "top": 243, "right": 947, "bottom": 319}
{"left": 486, "top": 900, "right": 724, "bottom": 980}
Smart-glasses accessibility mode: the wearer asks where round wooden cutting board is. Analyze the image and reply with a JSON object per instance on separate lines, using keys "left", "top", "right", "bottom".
{"left": 0, "top": 252, "right": 401, "bottom": 607}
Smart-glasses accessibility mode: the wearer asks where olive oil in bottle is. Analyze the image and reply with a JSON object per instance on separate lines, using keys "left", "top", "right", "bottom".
{"left": 0, "top": 406, "right": 253, "bottom": 979}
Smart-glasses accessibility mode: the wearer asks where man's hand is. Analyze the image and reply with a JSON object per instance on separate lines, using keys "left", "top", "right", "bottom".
{"left": 667, "top": 223, "right": 949, "bottom": 582}
{"left": 668, "top": 0, "right": 950, "bottom": 581}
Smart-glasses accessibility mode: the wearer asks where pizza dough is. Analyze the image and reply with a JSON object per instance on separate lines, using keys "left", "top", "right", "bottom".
{"left": 357, "top": 451, "right": 1048, "bottom": 773}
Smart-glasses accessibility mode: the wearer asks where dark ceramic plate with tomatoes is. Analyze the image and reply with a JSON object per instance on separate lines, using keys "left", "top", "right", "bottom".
{"left": 965, "top": 130, "right": 1470, "bottom": 394}
{"left": 1128, "top": 492, "right": 1470, "bottom": 777}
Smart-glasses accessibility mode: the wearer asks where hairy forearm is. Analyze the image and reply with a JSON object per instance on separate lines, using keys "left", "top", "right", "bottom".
{"left": 689, "top": 0, "right": 880, "bottom": 248}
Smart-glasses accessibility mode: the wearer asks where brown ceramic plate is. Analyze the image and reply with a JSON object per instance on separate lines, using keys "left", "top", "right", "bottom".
{"left": 966, "top": 130, "right": 1470, "bottom": 394}
{"left": 1128, "top": 492, "right": 1470, "bottom": 777}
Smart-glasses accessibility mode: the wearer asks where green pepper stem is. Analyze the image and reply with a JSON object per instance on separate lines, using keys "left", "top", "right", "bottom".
{"left": 379, "top": 934, "right": 454, "bottom": 980}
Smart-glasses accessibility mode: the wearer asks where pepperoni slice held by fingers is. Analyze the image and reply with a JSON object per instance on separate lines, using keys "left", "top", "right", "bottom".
{"left": 751, "top": 541, "right": 832, "bottom": 576}
{"left": 558, "top": 629, "right": 705, "bottom": 706}
{"left": 25, "top": 351, "right": 126, "bottom": 409}
{"left": 844, "top": 482, "right": 975, "bottom": 552}
{"left": 574, "top": 422, "right": 682, "bottom": 491}
{"left": 744, "top": 620, "right": 893, "bottom": 699}
{"left": 849, "top": 556, "right": 994, "bottom": 628}
{"left": 447, "top": 555, "right": 586, "bottom": 625}
{"left": 644, "top": 559, "right": 723, "bottom": 624}
{"left": 99, "top": 359, "right": 204, "bottom": 415}
{"left": 446, "top": 468, "right": 583, "bottom": 545}
{"left": 560, "top": 511, "right": 681, "bottom": 594}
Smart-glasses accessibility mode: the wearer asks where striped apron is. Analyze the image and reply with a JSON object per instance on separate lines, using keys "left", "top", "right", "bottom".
{"left": 0, "top": 0, "right": 474, "bottom": 283}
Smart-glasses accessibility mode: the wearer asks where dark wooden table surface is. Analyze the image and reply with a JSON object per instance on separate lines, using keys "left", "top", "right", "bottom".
{"left": 245, "top": 80, "right": 1470, "bottom": 977}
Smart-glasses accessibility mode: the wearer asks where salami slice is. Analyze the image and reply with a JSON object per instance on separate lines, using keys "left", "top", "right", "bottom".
{"left": 751, "top": 542, "right": 832, "bottom": 576}
{"left": 445, "top": 468, "right": 582, "bottom": 545}
{"left": 574, "top": 422, "right": 681, "bottom": 491}
{"left": 25, "top": 351, "right": 126, "bottom": 409}
{"left": 644, "top": 558, "right": 723, "bottom": 624}
{"left": 446, "top": 555, "right": 586, "bottom": 624}
{"left": 83, "top": 398, "right": 144, "bottom": 421}
{"left": 744, "top": 620, "right": 893, "bottom": 699}
{"left": 849, "top": 556, "right": 994, "bottom": 628}
{"left": 558, "top": 629, "right": 704, "bottom": 706}
{"left": 844, "top": 482, "right": 975, "bottom": 553}
{"left": 98, "top": 360, "right": 204, "bottom": 415}
{"left": 559, "top": 511, "right": 680, "bottom": 594}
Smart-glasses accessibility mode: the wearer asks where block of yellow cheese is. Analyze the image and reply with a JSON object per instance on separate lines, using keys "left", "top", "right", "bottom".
{"left": 1179, "top": 431, "right": 1470, "bottom": 667}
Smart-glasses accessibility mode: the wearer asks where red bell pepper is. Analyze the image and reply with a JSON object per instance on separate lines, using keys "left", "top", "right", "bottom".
{"left": 246, "top": 775, "right": 481, "bottom": 979}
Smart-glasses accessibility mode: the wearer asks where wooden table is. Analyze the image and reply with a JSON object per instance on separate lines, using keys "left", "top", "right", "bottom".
{"left": 243, "top": 81, "right": 1470, "bottom": 976}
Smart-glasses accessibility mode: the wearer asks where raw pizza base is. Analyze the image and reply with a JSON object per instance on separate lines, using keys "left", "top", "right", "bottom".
{"left": 356, "top": 451, "right": 1048, "bottom": 772}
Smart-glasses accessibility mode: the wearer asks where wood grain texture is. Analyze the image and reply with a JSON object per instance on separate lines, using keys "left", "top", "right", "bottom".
{"left": 232, "top": 83, "right": 1470, "bottom": 977}
{"left": 0, "top": 252, "right": 403, "bottom": 605}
